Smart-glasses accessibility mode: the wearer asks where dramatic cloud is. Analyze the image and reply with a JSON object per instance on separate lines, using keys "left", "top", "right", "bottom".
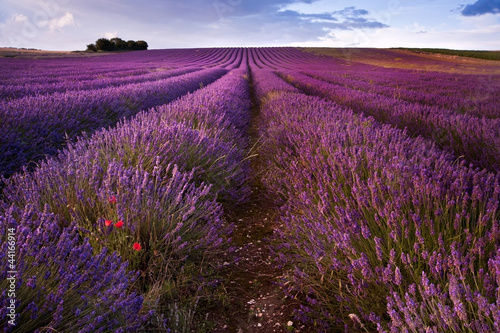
{"left": 0, "top": 0, "right": 498, "bottom": 50}
{"left": 277, "top": 6, "right": 388, "bottom": 30}
{"left": 329, "top": 6, "right": 388, "bottom": 29}
{"left": 332, "top": 6, "right": 369, "bottom": 17}
{"left": 0, "top": 13, "right": 38, "bottom": 43}
{"left": 461, "top": 0, "right": 500, "bottom": 16}
{"left": 71, "top": 1, "right": 387, "bottom": 47}
{"left": 66, "top": 0, "right": 320, "bottom": 23}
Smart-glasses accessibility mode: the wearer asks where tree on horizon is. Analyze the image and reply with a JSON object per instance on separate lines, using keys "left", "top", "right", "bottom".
{"left": 86, "top": 37, "right": 148, "bottom": 52}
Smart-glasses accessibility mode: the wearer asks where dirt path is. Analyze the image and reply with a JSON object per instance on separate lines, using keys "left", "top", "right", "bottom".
{"left": 208, "top": 73, "right": 307, "bottom": 332}
{"left": 211, "top": 184, "right": 298, "bottom": 332}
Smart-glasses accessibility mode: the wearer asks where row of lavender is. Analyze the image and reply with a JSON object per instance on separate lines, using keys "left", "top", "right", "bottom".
{"left": 248, "top": 49, "right": 500, "bottom": 173}
{"left": 289, "top": 49, "right": 499, "bottom": 116}
{"left": 1, "top": 47, "right": 498, "bottom": 331}
{"left": 0, "top": 67, "right": 200, "bottom": 100}
{"left": 0, "top": 48, "right": 283, "bottom": 178}
{"left": 278, "top": 70, "right": 500, "bottom": 173}
{"left": 0, "top": 67, "right": 227, "bottom": 177}
{"left": 252, "top": 48, "right": 499, "bottom": 120}
{"left": 303, "top": 69, "right": 499, "bottom": 119}
{"left": 251, "top": 63, "right": 500, "bottom": 332}
{"left": 0, "top": 61, "right": 252, "bottom": 331}
{"left": 0, "top": 48, "right": 231, "bottom": 85}
{"left": 0, "top": 48, "right": 244, "bottom": 100}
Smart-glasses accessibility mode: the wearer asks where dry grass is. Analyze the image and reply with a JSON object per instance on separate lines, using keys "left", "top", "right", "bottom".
{"left": 303, "top": 47, "right": 500, "bottom": 74}
{"left": 0, "top": 47, "right": 110, "bottom": 58}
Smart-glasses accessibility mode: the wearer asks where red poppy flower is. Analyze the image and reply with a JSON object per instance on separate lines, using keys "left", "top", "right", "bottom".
{"left": 105, "top": 220, "right": 112, "bottom": 227}
{"left": 115, "top": 221, "right": 124, "bottom": 228}
{"left": 133, "top": 243, "right": 141, "bottom": 251}
{"left": 108, "top": 196, "right": 117, "bottom": 204}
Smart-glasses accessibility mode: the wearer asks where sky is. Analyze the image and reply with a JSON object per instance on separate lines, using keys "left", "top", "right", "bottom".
{"left": 0, "top": 0, "right": 499, "bottom": 50}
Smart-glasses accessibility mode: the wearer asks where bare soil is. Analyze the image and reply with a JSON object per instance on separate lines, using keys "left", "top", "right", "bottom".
{"left": 206, "top": 71, "right": 311, "bottom": 332}
{"left": 208, "top": 185, "right": 304, "bottom": 333}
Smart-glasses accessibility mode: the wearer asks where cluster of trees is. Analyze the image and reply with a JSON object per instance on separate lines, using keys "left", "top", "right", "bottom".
{"left": 86, "top": 38, "right": 148, "bottom": 52}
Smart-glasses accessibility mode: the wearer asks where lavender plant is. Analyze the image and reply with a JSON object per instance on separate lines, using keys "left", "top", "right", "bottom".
{"left": 279, "top": 70, "right": 500, "bottom": 172}
{"left": 2, "top": 46, "right": 498, "bottom": 332}
{"left": 1, "top": 64, "right": 253, "bottom": 331}
{"left": 303, "top": 69, "right": 500, "bottom": 119}
{"left": 0, "top": 67, "right": 200, "bottom": 100}
{"left": 0, "top": 67, "right": 227, "bottom": 177}
{"left": 254, "top": 69, "right": 500, "bottom": 331}
{"left": 0, "top": 204, "right": 147, "bottom": 332}
{"left": 156, "top": 68, "right": 252, "bottom": 145}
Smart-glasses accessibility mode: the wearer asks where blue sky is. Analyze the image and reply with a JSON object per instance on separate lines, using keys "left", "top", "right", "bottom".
{"left": 0, "top": 0, "right": 499, "bottom": 50}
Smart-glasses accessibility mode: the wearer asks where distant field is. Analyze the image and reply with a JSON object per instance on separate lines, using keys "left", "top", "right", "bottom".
{"left": 0, "top": 47, "right": 110, "bottom": 58}
{"left": 1, "top": 47, "right": 499, "bottom": 332}
{"left": 395, "top": 47, "right": 500, "bottom": 61}
{"left": 304, "top": 47, "right": 500, "bottom": 74}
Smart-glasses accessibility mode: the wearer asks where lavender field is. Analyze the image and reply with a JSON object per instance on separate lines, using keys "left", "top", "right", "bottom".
{"left": 1, "top": 47, "right": 500, "bottom": 332}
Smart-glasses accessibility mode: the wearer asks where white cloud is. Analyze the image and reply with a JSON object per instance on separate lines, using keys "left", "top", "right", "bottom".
{"left": 1, "top": 0, "right": 499, "bottom": 50}
{"left": 0, "top": 13, "right": 38, "bottom": 43}
{"left": 13, "top": 13, "right": 29, "bottom": 23}
{"left": 37, "top": 12, "right": 75, "bottom": 32}
{"left": 287, "top": 19, "right": 500, "bottom": 50}
{"left": 104, "top": 31, "right": 119, "bottom": 39}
